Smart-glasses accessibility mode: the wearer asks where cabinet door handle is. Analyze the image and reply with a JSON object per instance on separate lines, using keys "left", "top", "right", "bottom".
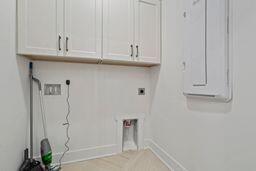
{"left": 136, "top": 45, "right": 139, "bottom": 58}
{"left": 58, "top": 35, "right": 61, "bottom": 51}
{"left": 66, "top": 37, "right": 69, "bottom": 52}
{"left": 130, "top": 45, "right": 134, "bottom": 57}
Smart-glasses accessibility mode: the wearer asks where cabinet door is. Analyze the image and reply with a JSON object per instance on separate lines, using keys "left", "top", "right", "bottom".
{"left": 18, "top": 0, "right": 64, "bottom": 56}
{"left": 65, "top": 0, "right": 102, "bottom": 59}
{"left": 135, "top": 0, "right": 161, "bottom": 63}
{"left": 103, "top": 0, "right": 135, "bottom": 61}
{"left": 184, "top": 0, "right": 207, "bottom": 86}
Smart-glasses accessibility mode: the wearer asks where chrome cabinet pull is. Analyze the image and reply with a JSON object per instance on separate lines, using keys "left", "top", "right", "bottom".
{"left": 66, "top": 37, "right": 69, "bottom": 52}
{"left": 130, "top": 45, "right": 134, "bottom": 57}
{"left": 136, "top": 45, "right": 139, "bottom": 58}
{"left": 58, "top": 35, "right": 61, "bottom": 51}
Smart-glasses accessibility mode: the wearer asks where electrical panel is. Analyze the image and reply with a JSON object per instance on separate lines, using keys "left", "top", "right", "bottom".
{"left": 183, "top": 0, "right": 232, "bottom": 102}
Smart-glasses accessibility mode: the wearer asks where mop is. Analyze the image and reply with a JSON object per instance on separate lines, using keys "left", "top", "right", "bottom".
{"left": 19, "top": 62, "right": 61, "bottom": 171}
{"left": 32, "top": 70, "right": 61, "bottom": 171}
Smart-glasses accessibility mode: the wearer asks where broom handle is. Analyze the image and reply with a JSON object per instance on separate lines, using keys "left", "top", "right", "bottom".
{"left": 29, "top": 62, "right": 34, "bottom": 160}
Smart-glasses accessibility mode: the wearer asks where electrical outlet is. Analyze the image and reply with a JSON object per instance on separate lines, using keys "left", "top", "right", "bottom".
{"left": 44, "top": 84, "right": 61, "bottom": 95}
{"left": 138, "top": 88, "right": 145, "bottom": 95}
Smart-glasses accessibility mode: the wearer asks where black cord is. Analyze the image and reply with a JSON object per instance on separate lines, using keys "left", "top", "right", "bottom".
{"left": 58, "top": 82, "right": 71, "bottom": 169}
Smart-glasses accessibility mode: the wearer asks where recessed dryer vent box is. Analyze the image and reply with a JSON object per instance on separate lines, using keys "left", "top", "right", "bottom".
{"left": 183, "top": 0, "right": 232, "bottom": 102}
{"left": 115, "top": 114, "right": 145, "bottom": 153}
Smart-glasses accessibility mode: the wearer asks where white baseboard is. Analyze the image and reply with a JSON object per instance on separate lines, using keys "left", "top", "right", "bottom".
{"left": 145, "top": 139, "right": 188, "bottom": 171}
{"left": 43, "top": 144, "right": 118, "bottom": 165}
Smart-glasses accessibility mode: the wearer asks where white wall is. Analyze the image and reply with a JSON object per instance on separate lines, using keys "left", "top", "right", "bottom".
{"left": 150, "top": 0, "right": 256, "bottom": 171}
{"left": 0, "top": 0, "right": 151, "bottom": 167}
{"left": 2, "top": 0, "right": 256, "bottom": 170}
{"left": 0, "top": 0, "right": 30, "bottom": 170}
{"left": 33, "top": 61, "right": 151, "bottom": 163}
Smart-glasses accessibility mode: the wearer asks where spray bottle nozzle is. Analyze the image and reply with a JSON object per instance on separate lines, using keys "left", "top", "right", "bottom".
{"left": 29, "top": 62, "right": 33, "bottom": 69}
{"left": 66, "top": 80, "right": 70, "bottom": 85}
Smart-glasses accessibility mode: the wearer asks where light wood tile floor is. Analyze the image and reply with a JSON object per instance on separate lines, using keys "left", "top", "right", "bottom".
{"left": 62, "top": 149, "right": 171, "bottom": 171}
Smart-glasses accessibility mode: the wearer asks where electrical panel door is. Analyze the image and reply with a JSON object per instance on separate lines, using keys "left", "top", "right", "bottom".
{"left": 183, "top": 0, "right": 231, "bottom": 101}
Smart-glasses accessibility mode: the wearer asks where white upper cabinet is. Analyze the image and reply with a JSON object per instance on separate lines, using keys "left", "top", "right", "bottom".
{"left": 134, "top": 0, "right": 161, "bottom": 63}
{"left": 17, "top": 0, "right": 64, "bottom": 56}
{"left": 65, "top": 0, "right": 102, "bottom": 59}
{"left": 103, "top": 0, "right": 135, "bottom": 61}
{"left": 17, "top": 0, "right": 161, "bottom": 66}
{"left": 102, "top": 0, "right": 161, "bottom": 64}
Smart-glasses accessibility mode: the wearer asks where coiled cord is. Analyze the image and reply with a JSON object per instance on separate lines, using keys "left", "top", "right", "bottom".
{"left": 58, "top": 83, "right": 71, "bottom": 169}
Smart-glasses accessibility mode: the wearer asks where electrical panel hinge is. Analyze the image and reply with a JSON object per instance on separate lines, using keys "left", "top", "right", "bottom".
{"left": 227, "top": 16, "right": 230, "bottom": 34}
{"left": 227, "top": 69, "right": 230, "bottom": 86}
